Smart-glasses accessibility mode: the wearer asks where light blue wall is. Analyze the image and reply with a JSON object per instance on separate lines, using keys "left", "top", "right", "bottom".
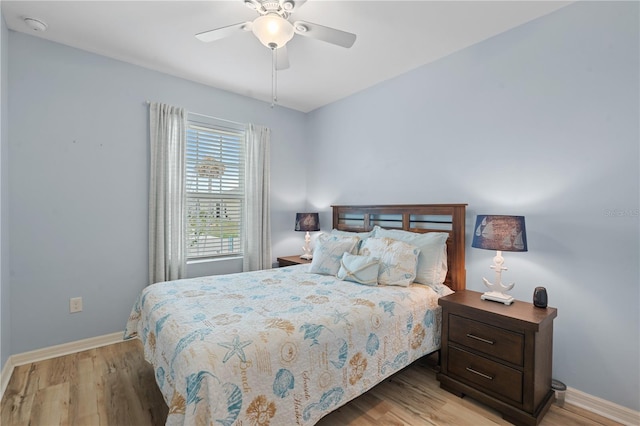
{"left": 0, "top": 8, "right": 9, "bottom": 370}
{"left": 306, "top": 1, "right": 639, "bottom": 411}
{"left": 7, "top": 32, "right": 308, "bottom": 355}
{"left": 3, "top": 0, "right": 638, "bottom": 414}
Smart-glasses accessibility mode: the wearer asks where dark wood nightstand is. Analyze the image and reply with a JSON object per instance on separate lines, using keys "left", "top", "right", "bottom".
{"left": 276, "top": 255, "right": 312, "bottom": 267}
{"left": 436, "top": 290, "right": 557, "bottom": 426}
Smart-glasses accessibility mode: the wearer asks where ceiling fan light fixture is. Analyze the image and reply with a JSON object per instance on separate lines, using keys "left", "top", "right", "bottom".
{"left": 252, "top": 14, "right": 294, "bottom": 49}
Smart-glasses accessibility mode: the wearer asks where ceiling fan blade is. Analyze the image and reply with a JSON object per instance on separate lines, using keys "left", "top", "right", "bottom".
{"left": 293, "top": 20, "right": 356, "bottom": 48}
{"left": 275, "top": 46, "right": 290, "bottom": 70}
{"left": 195, "top": 22, "right": 252, "bottom": 43}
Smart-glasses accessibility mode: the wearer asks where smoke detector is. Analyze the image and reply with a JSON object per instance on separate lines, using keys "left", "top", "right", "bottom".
{"left": 24, "top": 18, "right": 48, "bottom": 32}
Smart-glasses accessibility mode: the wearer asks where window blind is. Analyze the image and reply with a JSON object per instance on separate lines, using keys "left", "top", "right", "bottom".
{"left": 185, "top": 118, "right": 245, "bottom": 259}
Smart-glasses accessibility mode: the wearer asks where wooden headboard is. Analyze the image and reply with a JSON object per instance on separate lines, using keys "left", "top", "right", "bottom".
{"left": 332, "top": 204, "right": 467, "bottom": 291}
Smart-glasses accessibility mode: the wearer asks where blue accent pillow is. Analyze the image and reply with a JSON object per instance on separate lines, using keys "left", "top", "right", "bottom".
{"left": 336, "top": 252, "right": 380, "bottom": 286}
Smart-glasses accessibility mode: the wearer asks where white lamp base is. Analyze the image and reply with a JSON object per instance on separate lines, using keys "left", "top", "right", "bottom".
{"left": 480, "top": 250, "right": 515, "bottom": 305}
{"left": 300, "top": 231, "right": 313, "bottom": 260}
{"left": 481, "top": 291, "right": 515, "bottom": 305}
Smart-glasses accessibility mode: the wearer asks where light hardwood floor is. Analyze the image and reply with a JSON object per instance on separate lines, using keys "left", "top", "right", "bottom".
{"left": 1, "top": 339, "right": 621, "bottom": 426}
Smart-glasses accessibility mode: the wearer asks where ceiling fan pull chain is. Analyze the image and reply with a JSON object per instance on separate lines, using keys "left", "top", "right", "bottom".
{"left": 271, "top": 46, "right": 277, "bottom": 108}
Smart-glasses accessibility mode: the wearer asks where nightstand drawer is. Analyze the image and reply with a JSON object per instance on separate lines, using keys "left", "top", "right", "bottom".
{"left": 449, "top": 314, "right": 524, "bottom": 366}
{"left": 449, "top": 346, "right": 523, "bottom": 404}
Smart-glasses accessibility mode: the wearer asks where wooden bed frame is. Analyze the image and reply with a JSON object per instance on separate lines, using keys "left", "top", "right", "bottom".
{"left": 332, "top": 204, "right": 467, "bottom": 291}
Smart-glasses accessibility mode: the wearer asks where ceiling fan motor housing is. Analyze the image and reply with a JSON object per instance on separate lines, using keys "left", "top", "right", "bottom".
{"left": 259, "top": 1, "right": 290, "bottom": 19}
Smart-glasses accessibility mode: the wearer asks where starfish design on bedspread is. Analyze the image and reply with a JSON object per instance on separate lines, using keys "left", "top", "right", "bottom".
{"left": 218, "top": 335, "right": 252, "bottom": 363}
{"left": 331, "top": 309, "right": 350, "bottom": 325}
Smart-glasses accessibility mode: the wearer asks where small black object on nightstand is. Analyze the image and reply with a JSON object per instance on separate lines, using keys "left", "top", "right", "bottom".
{"left": 533, "top": 286, "right": 548, "bottom": 308}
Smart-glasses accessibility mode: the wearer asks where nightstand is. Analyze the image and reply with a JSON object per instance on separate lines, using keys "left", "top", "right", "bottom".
{"left": 436, "top": 290, "right": 557, "bottom": 426}
{"left": 276, "top": 255, "right": 312, "bottom": 267}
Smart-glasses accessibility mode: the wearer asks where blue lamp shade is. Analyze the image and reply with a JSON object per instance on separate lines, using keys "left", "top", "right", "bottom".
{"left": 295, "top": 213, "right": 320, "bottom": 232}
{"left": 472, "top": 215, "right": 527, "bottom": 252}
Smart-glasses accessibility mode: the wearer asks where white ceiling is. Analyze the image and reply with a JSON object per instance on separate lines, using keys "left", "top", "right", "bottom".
{"left": 2, "top": 1, "right": 571, "bottom": 112}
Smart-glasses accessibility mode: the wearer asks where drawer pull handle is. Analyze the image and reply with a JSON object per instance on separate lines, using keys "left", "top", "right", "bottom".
{"left": 466, "top": 333, "right": 494, "bottom": 345}
{"left": 466, "top": 367, "right": 494, "bottom": 380}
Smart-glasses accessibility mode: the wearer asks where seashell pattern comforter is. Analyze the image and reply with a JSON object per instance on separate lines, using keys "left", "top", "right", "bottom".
{"left": 124, "top": 264, "right": 447, "bottom": 425}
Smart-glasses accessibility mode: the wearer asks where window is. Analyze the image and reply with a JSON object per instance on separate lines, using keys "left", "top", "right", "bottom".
{"left": 185, "top": 116, "right": 245, "bottom": 259}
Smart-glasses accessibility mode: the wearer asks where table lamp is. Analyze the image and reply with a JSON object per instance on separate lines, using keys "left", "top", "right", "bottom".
{"left": 472, "top": 215, "right": 527, "bottom": 305}
{"left": 295, "top": 212, "right": 320, "bottom": 260}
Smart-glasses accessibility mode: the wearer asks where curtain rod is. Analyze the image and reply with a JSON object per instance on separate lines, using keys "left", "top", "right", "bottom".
{"left": 145, "top": 100, "right": 245, "bottom": 126}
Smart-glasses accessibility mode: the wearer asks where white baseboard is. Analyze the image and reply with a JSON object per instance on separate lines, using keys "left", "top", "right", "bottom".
{"left": 0, "top": 331, "right": 124, "bottom": 401}
{"left": 0, "top": 355, "right": 14, "bottom": 402}
{"left": 566, "top": 386, "right": 640, "bottom": 426}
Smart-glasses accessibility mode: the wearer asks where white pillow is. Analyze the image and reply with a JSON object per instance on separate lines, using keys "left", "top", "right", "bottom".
{"left": 330, "top": 229, "right": 374, "bottom": 239}
{"left": 359, "top": 237, "right": 420, "bottom": 287}
{"left": 309, "top": 233, "right": 360, "bottom": 275}
{"left": 373, "top": 226, "right": 448, "bottom": 286}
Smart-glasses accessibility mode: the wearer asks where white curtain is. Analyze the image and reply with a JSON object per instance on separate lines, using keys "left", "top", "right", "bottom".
{"left": 243, "top": 124, "right": 272, "bottom": 271}
{"left": 148, "top": 102, "right": 187, "bottom": 284}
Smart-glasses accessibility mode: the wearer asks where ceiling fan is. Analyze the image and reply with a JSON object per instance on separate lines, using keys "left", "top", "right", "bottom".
{"left": 195, "top": 0, "right": 357, "bottom": 70}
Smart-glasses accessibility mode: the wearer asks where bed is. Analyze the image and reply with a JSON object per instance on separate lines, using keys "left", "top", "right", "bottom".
{"left": 124, "top": 204, "right": 466, "bottom": 425}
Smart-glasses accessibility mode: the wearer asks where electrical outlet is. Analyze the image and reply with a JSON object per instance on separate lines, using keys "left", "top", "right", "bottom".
{"left": 70, "top": 297, "right": 83, "bottom": 313}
